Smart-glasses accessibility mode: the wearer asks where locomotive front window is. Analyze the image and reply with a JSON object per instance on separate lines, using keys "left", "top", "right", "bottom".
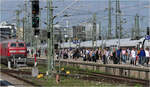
{"left": 10, "top": 43, "right": 16, "bottom": 47}
{"left": 18, "top": 43, "right": 24, "bottom": 47}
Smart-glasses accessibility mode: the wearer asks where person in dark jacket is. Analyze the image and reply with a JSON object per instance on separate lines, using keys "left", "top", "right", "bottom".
{"left": 95, "top": 50, "right": 99, "bottom": 60}
{"left": 112, "top": 48, "right": 117, "bottom": 64}
{"left": 102, "top": 49, "right": 107, "bottom": 64}
{"left": 139, "top": 48, "right": 146, "bottom": 65}
{"left": 31, "top": 49, "right": 34, "bottom": 57}
{"left": 38, "top": 49, "right": 41, "bottom": 57}
{"left": 116, "top": 48, "right": 121, "bottom": 64}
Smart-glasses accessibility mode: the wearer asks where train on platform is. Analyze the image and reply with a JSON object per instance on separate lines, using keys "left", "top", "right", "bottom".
{"left": 60, "top": 38, "right": 150, "bottom": 49}
{"left": 0, "top": 39, "right": 27, "bottom": 67}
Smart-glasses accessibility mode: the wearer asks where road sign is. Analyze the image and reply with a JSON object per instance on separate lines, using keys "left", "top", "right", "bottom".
{"left": 145, "top": 35, "right": 150, "bottom": 40}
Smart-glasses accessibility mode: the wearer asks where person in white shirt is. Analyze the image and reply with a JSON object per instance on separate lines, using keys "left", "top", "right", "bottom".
{"left": 145, "top": 48, "right": 150, "bottom": 66}
{"left": 130, "top": 48, "right": 136, "bottom": 65}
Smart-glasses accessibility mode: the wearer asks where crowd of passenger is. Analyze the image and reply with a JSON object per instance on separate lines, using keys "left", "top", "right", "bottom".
{"left": 55, "top": 47, "right": 150, "bottom": 66}
{"left": 27, "top": 46, "right": 150, "bottom": 66}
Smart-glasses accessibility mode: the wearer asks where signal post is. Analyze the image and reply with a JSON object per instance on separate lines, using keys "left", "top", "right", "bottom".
{"left": 31, "top": 0, "right": 40, "bottom": 62}
{"left": 31, "top": 0, "right": 40, "bottom": 77}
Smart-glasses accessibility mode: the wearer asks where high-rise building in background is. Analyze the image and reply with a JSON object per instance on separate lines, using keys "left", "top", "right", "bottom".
{"left": 80, "top": 23, "right": 100, "bottom": 41}
{"left": 0, "top": 22, "right": 17, "bottom": 40}
{"left": 72, "top": 26, "right": 86, "bottom": 41}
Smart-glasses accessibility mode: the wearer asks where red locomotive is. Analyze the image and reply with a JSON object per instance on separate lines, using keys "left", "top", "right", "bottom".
{"left": 0, "top": 39, "right": 27, "bottom": 67}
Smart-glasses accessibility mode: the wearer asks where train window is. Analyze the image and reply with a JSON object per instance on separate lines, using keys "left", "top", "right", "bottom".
{"left": 10, "top": 43, "right": 16, "bottom": 47}
{"left": 18, "top": 43, "right": 24, "bottom": 47}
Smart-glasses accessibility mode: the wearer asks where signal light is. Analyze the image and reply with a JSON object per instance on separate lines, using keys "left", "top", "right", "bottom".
{"left": 32, "top": 11, "right": 36, "bottom": 14}
{"left": 32, "top": 16, "right": 39, "bottom": 28}
{"left": 32, "top": 1, "right": 39, "bottom": 15}
{"left": 32, "top": 0, "right": 39, "bottom": 28}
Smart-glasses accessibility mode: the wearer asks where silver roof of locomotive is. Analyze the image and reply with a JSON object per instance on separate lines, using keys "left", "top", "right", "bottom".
{"left": 1, "top": 39, "right": 24, "bottom": 44}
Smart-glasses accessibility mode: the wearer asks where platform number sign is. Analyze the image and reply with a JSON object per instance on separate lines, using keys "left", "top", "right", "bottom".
{"left": 145, "top": 35, "right": 150, "bottom": 40}
{"left": 73, "top": 38, "right": 79, "bottom": 44}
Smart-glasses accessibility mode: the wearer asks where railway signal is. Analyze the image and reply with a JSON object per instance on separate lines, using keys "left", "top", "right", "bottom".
{"left": 32, "top": 0, "right": 39, "bottom": 28}
{"left": 32, "top": 16, "right": 39, "bottom": 28}
{"left": 31, "top": 0, "right": 40, "bottom": 74}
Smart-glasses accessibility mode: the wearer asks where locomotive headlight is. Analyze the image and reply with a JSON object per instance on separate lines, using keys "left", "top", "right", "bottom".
{"left": 18, "top": 50, "right": 26, "bottom": 52}
{"left": 10, "top": 50, "right": 16, "bottom": 53}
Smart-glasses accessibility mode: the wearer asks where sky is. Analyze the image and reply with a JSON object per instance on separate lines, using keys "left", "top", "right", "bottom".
{"left": 0, "top": 0, "right": 150, "bottom": 37}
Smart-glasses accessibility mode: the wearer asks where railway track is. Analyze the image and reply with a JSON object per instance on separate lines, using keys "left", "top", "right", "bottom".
{"left": 1, "top": 68, "right": 149, "bottom": 86}
{"left": 77, "top": 70, "right": 149, "bottom": 86}
{"left": 0, "top": 69, "right": 41, "bottom": 87}
{"left": 26, "top": 58, "right": 149, "bottom": 86}
{"left": 2, "top": 58, "right": 149, "bottom": 86}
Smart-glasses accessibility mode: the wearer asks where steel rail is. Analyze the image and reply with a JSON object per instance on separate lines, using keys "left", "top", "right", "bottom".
{"left": 0, "top": 69, "right": 41, "bottom": 87}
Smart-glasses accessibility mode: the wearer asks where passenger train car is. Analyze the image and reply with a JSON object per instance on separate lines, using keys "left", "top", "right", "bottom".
{"left": 60, "top": 38, "right": 150, "bottom": 49}
{"left": 0, "top": 39, "right": 27, "bottom": 67}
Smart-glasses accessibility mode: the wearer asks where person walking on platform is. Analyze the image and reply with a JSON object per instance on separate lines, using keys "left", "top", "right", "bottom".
{"left": 45, "top": 49, "right": 47, "bottom": 56}
{"left": 105, "top": 48, "right": 109, "bottom": 64}
{"left": 139, "top": 48, "right": 146, "bottom": 65}
{"left": 145, "top": 48, "right": 150, "bottom": 66}
{"left": 112, "top": 48, "right": 117, "bottom": 64}
{"left": 137, "top": 49, "right": 140, "bottom": 64}
{"left": 116, "top": 48, "right": 121, "bottom": 64}
{"left": 130, "top": 48, "right": 136, "bottom": 65}
{"left": 85, "top": 49, "right": 89, "bottom": 61}
{"left": 95, "top": 50, "right": 99, "bottom": 60}
{"left": 102, "top": 49, "right": 107, "bottom": 64}
{"left": 121, "top": 48, "right": 127, "bottom": 64}
{"left": 134, "top": 48, "right": 138, "bottom": 65}
{"left": 82, "top": 51, "right": 86, "bottom": 61}
{"left": 89, "top": 50, "right": 93, "bottom": 61}
{"left": 31, "top": 49, "right": 34, "bottom": 57}
{"left": 38, "top": 49, "right": 41, "bottom": 57}
{"left": 87, "top": 50, "right": 91, "bottom": 61}
{"left": 127, "top": 48, "right": 130, "bottom": 61}
{"left": 92, "top": 51, "right": 96, "bottom": 62}
{"left": 99, "top": 49, "right": 102, "bottom": 62}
